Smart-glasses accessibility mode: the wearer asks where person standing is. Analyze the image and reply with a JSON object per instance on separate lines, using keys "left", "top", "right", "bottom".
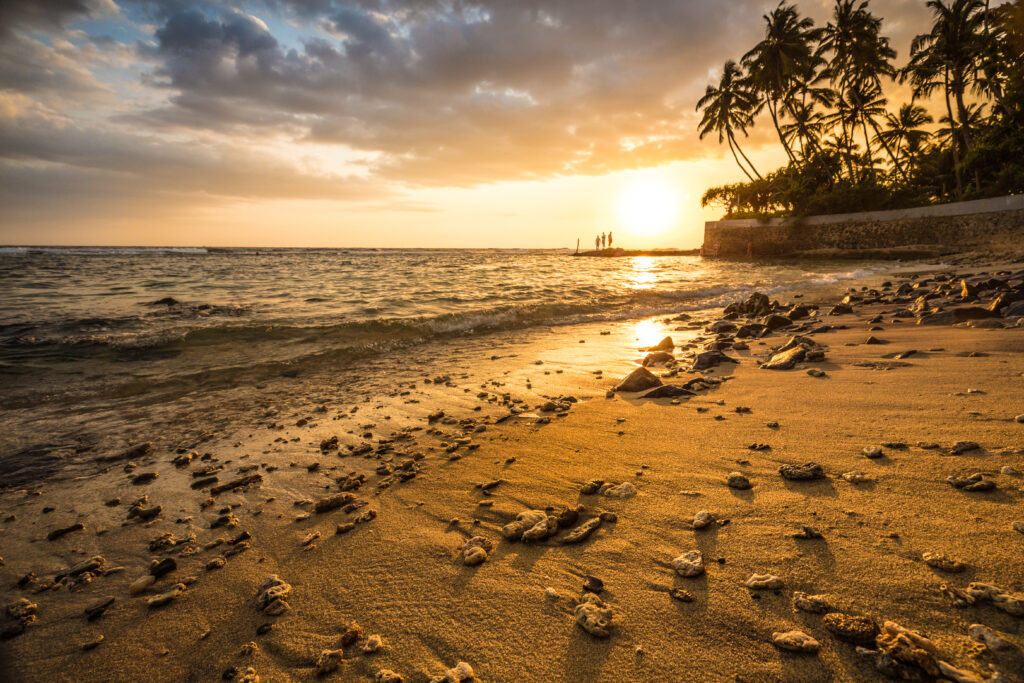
{"left": 600, "top": 232, "right": 606, "bottom": 249}
{"left": 608, "top": 232, "right": 613, "bottom": 248}
{"left": 594, "top": 235, "right": 600, "bottom": 251}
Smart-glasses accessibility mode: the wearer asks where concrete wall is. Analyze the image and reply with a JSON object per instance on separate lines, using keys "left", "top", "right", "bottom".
{"left": 702, "top": 194, "right": 1024, "bottom": 257}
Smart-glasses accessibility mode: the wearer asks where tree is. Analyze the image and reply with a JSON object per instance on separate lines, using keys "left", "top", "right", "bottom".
{"left": 696, "top": 60, "right": 763, "bottom": 181}
{"left": 876, "top": 103, "right": 933, "bottom": 170}
{"left": 742, "top": 2, "right": 823, "bottom": 164}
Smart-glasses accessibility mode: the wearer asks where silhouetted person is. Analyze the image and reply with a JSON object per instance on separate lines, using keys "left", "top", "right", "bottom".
{"left": 594, "top": 236, "right": 600, "bottom": 251}
{"left": 601, "top": 232, "right": 606, "bottom": 249}
{"left": 608, "top": 232, "right": 613, "bottom": 248}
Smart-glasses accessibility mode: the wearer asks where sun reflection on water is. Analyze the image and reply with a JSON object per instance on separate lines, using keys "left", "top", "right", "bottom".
{"left": 628, "top": 256, "right": 658, "bottom": 290}
{"left": 632, "top": 318, "right": 668, "bottom": 349}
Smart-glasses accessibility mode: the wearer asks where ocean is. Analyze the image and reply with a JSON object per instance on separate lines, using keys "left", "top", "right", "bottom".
{"left": 0, "top": 246, "right": 893, "bottom": 482}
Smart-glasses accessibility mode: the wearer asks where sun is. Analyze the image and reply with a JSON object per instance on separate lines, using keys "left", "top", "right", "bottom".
{"left": 616, "top": 174, "right": 680, "bottom": 238}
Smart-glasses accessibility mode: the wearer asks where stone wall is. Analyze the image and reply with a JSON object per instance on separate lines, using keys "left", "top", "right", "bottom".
{"left": 702, "top": 194, "right": 1024, "bottom": 258}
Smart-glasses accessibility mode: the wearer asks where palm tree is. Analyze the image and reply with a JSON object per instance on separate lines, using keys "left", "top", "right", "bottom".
{"left": 876, "top": 103, "right": 933, "bottom": 169}
{"left": 904, "top": 0, "right": 988, "bottom": 195}
{"left": 817, "top": 0, "right": 906, "bottom": 180}
{"left": 696, "top": 60, "right": 763, "bottom": 181}
{"left": 742, "top": 2, "right": 823, "bottom": 164}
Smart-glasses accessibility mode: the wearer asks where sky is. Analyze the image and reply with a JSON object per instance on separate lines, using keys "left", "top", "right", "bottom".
{"left": 0, "top": 0, "right": 958, "bottom": 248}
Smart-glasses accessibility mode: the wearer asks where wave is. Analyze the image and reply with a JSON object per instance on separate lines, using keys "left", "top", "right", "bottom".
{"left": 0, "top": 246, "right": 209, "bottom": 256}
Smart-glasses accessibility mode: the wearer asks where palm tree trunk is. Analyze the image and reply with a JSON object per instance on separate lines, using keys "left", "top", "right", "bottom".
{"left": 943, "top": 67, "right": 964, "bottom": 200}
{"left": 867, "top": 117, "right": 910, "bottom": 184}
{"left": 726, "top": 134, "right": 755, "bottom": 181}
{"left": 861, "top": 116, "right": 875, "bottom": 180}
{"left": 729, "top": 130, "right": 763, "bottom": 179}
{"left": 766, "top": 98, "right": 796, "bottom": 164}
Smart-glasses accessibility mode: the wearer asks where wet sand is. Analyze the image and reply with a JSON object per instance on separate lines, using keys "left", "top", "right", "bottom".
{"left": 1, "top": 265, "right": 1023, "bottom": 682}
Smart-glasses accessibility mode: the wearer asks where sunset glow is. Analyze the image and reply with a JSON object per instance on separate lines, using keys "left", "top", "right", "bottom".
{"left": 616, "top": 176, "right": 681, "bottom": 239}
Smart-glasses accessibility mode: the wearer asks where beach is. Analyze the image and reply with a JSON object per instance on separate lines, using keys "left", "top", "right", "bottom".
{"left": 1, "top": 253, "right": 1023, "bottom": 682}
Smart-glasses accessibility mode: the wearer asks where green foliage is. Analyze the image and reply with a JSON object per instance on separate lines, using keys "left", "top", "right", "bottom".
{"left": 697, "top": 0, "right": 1023, "bottom": 218}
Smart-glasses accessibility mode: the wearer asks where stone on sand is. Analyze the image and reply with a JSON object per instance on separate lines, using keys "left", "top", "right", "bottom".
{"left": 922, "top": 552, "right": 965, "bottom": 573}
{"left": 772, "top": 630, "right": 820, "bottom": 654}
{"left": 726, "top": 472, "right": 751, "bottom": 490}
{"left": 744, "top": 574, "right": 783, "bottom": 590}
{"left": 146, "top": 583, "right": 185, "bottom": 608}
{"left": 315, "top": 649, "right": 344, "bottom": 675}
{"left": 778, "top": 462, "right": 824, "bottom": 481}
{"left": 500, "top": 510, "right": 549, "bottom": 541}
{"left": 574, "top": 593, "right": 614, "bottom": 638}
{"left": 256, "top": 575, "right": 292, "bottom": 616}
{"left": 823, "top": 613, "right": 879, "bottom": 645}
{"left": 429, "top": 662, "right": 475, "bottom": 682}
{"left": 967, "top": 624, "right": 1013, "bottom": 651}
{"left": 793, "top": 592, "right": 830, "bottom": 614}
{"left": 615, "top": 368, "right": 662, "bottom": 393}
{"left": 671, "top": 550, "right": 705, "bottom": 577}
{"left": 562, "top": 517, "right": 602, "bottom": 544}
{"left": 691, "top": 511, "right": 714, "bottom": 529}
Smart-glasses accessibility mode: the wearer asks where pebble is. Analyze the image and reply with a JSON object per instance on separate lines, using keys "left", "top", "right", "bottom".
{"left": 772, "top": 630, "right": 820, "bottom": 653}
{"left": 461, "top": 537, "right": 493, "bottom": 566}
{"left": 923, "top": 552, "right": 965, "bottom": 573}
{"left": 429, "top": 661, "right": 475, "bottom": 683}
{"left": 129, "top": 575, "right": 156, "bottom": 595}
{"left": 146, "top": 583, "right": 185, "bottom": 608}
{"left": 967, "top": 624, "right": 1013, "bottom": 651}
{"left": 84, "top": 596, "right": 115, "bottom": 621}
{"left": 691, "top": 511, "right": 714, "bottom": 529}
{"left": 726, "top": 472, "right": 751, "bottom": 490}
{"left": 841, "top": 471, "right": 871, "bottom": 483}
{"left": 823, "top": 613, "right": 879, "bottom": 644}
{"left": 255, "top": 575, "right": 292, "bottom": 616}
{"left": 744, "top": 574, "right": 783, "bottom": 590}
{"left": 600, "top": 482, "right": 637, "bottom": 498}
{"left": 862, "top": 447, "right": 883, "bottom": 459}
{"left": 574, "top": 593, "right": 614, "bottom": 638}
{"left": 669, "top": 588, "right": 694, "bottom": 602}
{"left": 1013, "top": 521, "right": 1024, "bottom": 534}
{"left": 793, "top": 592, "right": 830, "bottom": 613}
{"left": 778, "top": 462, "right": 825, "bottom": 481}
{"left": 951, "top": 441, "right": 980, "bottom": 454}
{"left": 315, "top": 649, "right": 344, "bottom": 675}
{"left": 376, "top": 671, "right": 405, "bottom": 683}
{"left": 1016, "top": 415, "right": 1024, "bottom": 424}
{"left": 363, "top": 634, "right": 383, "bottom": 654}
{"left": 562, "top": 517, "right": 602, "bottom": 544}
{"left": 583, "top": 576, "right": 603, "bottom": 594}
{"left": 1000, "top": 465, "right": 1020, "bottom": 475}
{"left": 965, "top": 582, "right": 1024, "bottom": 616}
{"left": 671, "top": 550, "right": 705, "bottom": 577}
{"left": 81, "top": 634, "right": 104, "bottom": 650}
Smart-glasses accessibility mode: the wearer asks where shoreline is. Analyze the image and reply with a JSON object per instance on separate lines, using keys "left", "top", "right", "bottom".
{"left": 2, "top": 259, "right": 1023, "bottom": 681}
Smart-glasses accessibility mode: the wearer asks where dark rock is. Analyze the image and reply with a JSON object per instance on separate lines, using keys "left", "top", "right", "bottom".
{"left": 131, "top": 472, "right": 158, "bottom": 485}
{"left": 692, "top": 350, "right": 738, "bottom": 371}
{"left": 150, "top": 558, "right": 177, "bottom": 578}
{"left": 642, "top": 351, "right": 674, "bottom": 367}
{"left": 824, "top": 613, "right": 879, "bottom": 645}
{"left": 583, "top": 576, "right": 604, "bottom": 594}
{"left": 210, "top": 474, "right": 262, "bottom": 495}
{"left": 85, "top": 596, "right": 115, "bottom": 621}
{"left": 735, "top": 323, "right": 768, "bottom": 339}
{"left": 642, "top": 385, "right": 694, "bottom": 399}
{"left": 828, "top": 304, "right": 854, "bottom": 315}
{"left": 149, "top": 297, "right": 180, "bottom": 306}
{"left": 762, "top": 314, "right": 793, "bottom": 331}
{"left": 648, "top": 336, "right": 674, "bottom": 351}
{"left": 615, "top": 367, "right": 662, "bottom": 392}
{"left": 918, "top": 307, "right": 1001, "bottom": 325}
{"left": 46, "top": 522, "right": 85, "bottom": 541}
{"left": 778, "top": 462, "right": 825, "bottom": 481}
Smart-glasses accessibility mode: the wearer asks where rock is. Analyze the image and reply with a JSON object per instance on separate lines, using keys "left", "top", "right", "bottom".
{"left": 85, "top": 596, "right": 115, "bottom": 620}
{"left": 376, "top": 671, "right": 405, "bottom": 683}
{"left": 313, "top": 493, "right": 356, "bottom": 513}
{"left": 363, "top": 634, "right": 383, "bottom": 654}
{"left": 129, "top": 574, "right": 156, "bottom": 595}
{"left": 923, "top": 552, "right": 965, "bottom": 573}
{"left": 127, "top": 504, "right": 162, "bottom": 521}
{"left": 149, "top": 558, "right": 177, "bottom": 578}
{"left": 67, "top": 555, "right": 105, "bottom": 578}
{"left": 206, "top": 557, "right": 227, "bottom": 571}
{"left": 210, "top": 474, "right": 262, "bottom": 496}
{"left": 726, "top": 472, "right": 751, "bottom": 490}
{"left": 522, "top": 516, "right": 559, "bottom": 542}
{"left": 336, "top": 523, "right": 355, "bottom": 535}
{"left": 146, "top": 583, "right": 185, "bottom": 608}
{"left": 1014, "top": 521, "right": 1024, "bottom": 535}
{"left": 500, "top": 510, "right": 548, "bottom": 541}
{"left": 461, "top": 537, "right": 493, "bottom": 566}
{"left": 580, "top": 480, "right": 604, "bottom": 494}
{"left": 778, "top": 462, "right": 824, "bottom": 481}
{"left": 669, "top": 588, "right": 694, "bottom": 602}
{"left": 255, "top": 575, "right": 292, "bottom": 616}
{"left": 823, "top": 613, "right": 879, "bottom": 645}
{"left": 828, "top": 304, "right": 853, "bottom": 315}
{"left": 806, "top": 368, "right": 826, "bottom": 378}
{"left": 556, "top": 506, "right": 582, "bottom": 528}
{"left": 965, "top": 583, "right": 1024, "bottom": 616}
{"left": 615, "top": 368, "right": 662, "bottom": 392}
{"left": 339, "top": 621, "right": 364, "bottom": 646}
{"left": 6, "top": 598, "right": 36, "bottom": 621}
{"left": 876, "top": 621, "right": 939, "bottom": 677}
{"left": 936, "top": 660, "right": 986, "bottom": 683}
{"left": 951, "top": 441, "right": 980, "bottom": 454}
{"left": 793, "top": 592, "right": 830, "bottom": 613}
{"left": 671, "top": 550, "right": 705, "bottom": 577}
{"left": 131, "top": 472, "right": 158, "bottom": 485}
{"left": 46, "top": 522, "right": 85, "bottom": 541}
{"left": 642, "top": 384, "right": 694, "bottom": 399}
{"left": 315, "top": 649, "right": 344, "bottom": 675}
{"left": 648, "top": 336, "right": 674, "bottom": 351}
{"left": 864, "top": 335, "right": 885, "bottom": 345}
{"left": 691, "top": 511, "right": 714, "bottom": 530}
{"left": 919, "top": 307, "right": 1000, "bottom": 324}
{"left": 1016, "top": 414, "right": 1024, "bottom": 423}
{"left": 744, "top": 574, "right": 783, "bottom": 590}
{"left": 562, "top": 517, "right": 602, "bottom": 544}
{"left": 642, "top": 351, "right": 674, "bottom": 367}
{"left": 81, "top": 635, "right": 104, "bottom": 650}
{"left": 772, "top": 630, "right": 820, "bottom": 654}
{"left": 762, "top": 314, "right": 793, "bottom": 331}
{"left": 600, "top": 482, "right": 637, "bottom": 498}
{"left": 583, "top": 576, "right": 603, "bottom": 594}
{"left": 841, "top": 471, "right": 871, "bottom": 484}
{"left": 574, "top": 593, "right": 614, "bottom": 638}
{"left": 967, "top": 624, "right": 1013, "bottom": 651}
{"left": 862, "top": 446, "right": 883, "bottom": 458}
{"left": 429, "top": 661, "right": 475, "bottom": 682}
{"left": 692, "top": 350, "right": 738, "bottom": 371}
{"left": 762, "top": 346, "right": 806, "bottom": 370}
{"left": 947, "top": 473, "right": 996, "bottom": 491}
